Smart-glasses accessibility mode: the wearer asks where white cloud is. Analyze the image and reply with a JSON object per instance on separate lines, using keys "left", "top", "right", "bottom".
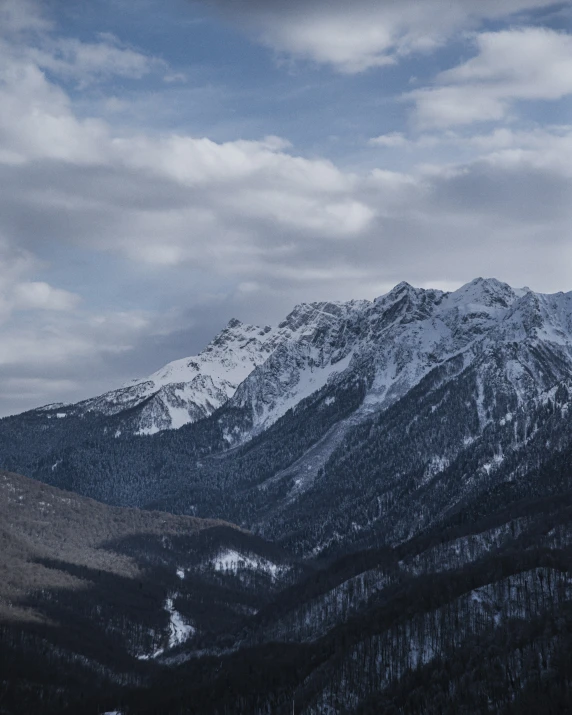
{"left": 0, "top": 298, "right": 162, "bottom": 414}
{"left": 1, "top": 0, "right": 167, "bottom": 89}
{"left": 29, "top": 34, "right": 165, "bottom": 86}
{"left": 12, "top": 282, "right": 80, "bottom": 312}
{"left": 1, "top": 41, "right": 570, "bottom": 288}
{"left": 369, "top": 132, "right": 409, "bottom": 148}
{"left": 463, "top": 126, "right": 572, "bottom": 177}
{"left": 0, "top": 52, "right": 376, "bottom": 260}
{"left": 163, "top": 72, "right": 188, "bottom": 84}
{"left": 0, "top": 292, "right": 218, "bottom": 416}
{"left": 0, "top": 329, "right": 94, "bottom": 368}
{"left": 0, "top": 57, "right": 110, "bottom": 164}
{"left": 0, "top": 237, "right": 81, "bottom": 320}
{"left": 207, "top": 0, "right": 558, "bottom": 72}
{"left": 410, "top": 28, "right": 572, "bottom": 127}
{"left": 0, "top": 0, "right": 52, "bottom": 35}
{"left": 368, "top": 125, "right": 572, "bottom": 166}
{"left": 0, "top": 238, "right": 80, "bottom": 325}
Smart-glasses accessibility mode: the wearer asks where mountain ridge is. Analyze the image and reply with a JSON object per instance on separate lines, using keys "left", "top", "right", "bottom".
{"left": 20, "top": 276, "right": 567, "bottom": 443}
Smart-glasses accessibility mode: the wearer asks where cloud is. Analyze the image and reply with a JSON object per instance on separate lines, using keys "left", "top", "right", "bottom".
{"left": 0, "top": 53, "right": 376, "bottom": 264}
{"left": 410, "top": 28, "right": 572, "bottom": 127}
{"left": 11, "top": 282, "right": 80, "bottom": 312}
{"left": 0, "top": 238, "right": 80, "bottom": 323}
{"left": 29, "top": 34, "right": 166, "bottom": 86}
{"left": 0, "top": 0, "right": 570, "bottom": 415}
{"left": 1, "top": 0, "right": 167, "bottom": 88}
{"left": 367, "top": 125, "right": 572, "bottom": 166}
{"left": 0, "top": 0, "right": 52, "bottom": 35}
{"left": 369, "top": 132, "right": 409, "bottom": 148}
{"left": 203, "top": 0, "right": 559, "bottom": 72}
{"left": 1, "top": 41, "right": 570, "bottom": 289}
{"left": 0, "top": 296, "right": 166, "bottom": 415}
{"left": 0, "top": 57, "right": 108, "bottom": 164}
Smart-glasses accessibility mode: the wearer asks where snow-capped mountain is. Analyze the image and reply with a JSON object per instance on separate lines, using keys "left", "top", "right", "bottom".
{"left": 3, "top": 277, "right": 572, "bottom": 549}
{"left": 4, "top": 278, "right": 572, "bottom": 715}
{"left": 61, "top": 318, "right": 280, "bottom": 434}
{"left": 59, "top": 301, "right": 369, "bottom": 435}
{"left": 27, "top": 277, "right": 572, "bottom": 441}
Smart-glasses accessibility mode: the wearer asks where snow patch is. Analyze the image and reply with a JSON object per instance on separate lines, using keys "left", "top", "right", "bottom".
{"left": 212, "top": 549, "right": 287, "bottom": 580}
{"left": 136, "top": 594, "right": 194, "bottom": 660}
{"left": 166, "top": 596, "right": 194, "bottom": 648}
{"left": 422, "top": 455, "right": 449, "bottom": 484}
{"left": 137, "top": 424, "right": 160, "bottom": 436}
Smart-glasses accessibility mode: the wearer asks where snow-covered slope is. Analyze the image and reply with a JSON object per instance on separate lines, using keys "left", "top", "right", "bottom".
{"left": 70, "top": 319, "right": 283, "bottom": 434}
{"left": 241, "top": 278, "right": 572, "bottom": 554}
{"left": 4, "top": 276, "right": 572, "bottom": 557}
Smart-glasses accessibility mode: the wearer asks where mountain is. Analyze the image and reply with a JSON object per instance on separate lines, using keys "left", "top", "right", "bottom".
{"left": 39, "top": 297, "right": 371, "bottom": 437}
{"left": 29, "top": 277, "right": 571, "bottom": 447}
{"left": 2, "top": 277, "right": 572, "bottom": 555}
{"left": 2, "top": 277, "right": 572, "bottom": 714}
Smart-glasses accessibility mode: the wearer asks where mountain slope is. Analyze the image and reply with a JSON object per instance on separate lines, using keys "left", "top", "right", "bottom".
{"left": 0, "top": 470, "right": 297, "bottom": 714}
{"left": 84, "top": 478, "right": 572, "bottom": 714}
{"left": 3, "top": 468, "right": 572, "bottom": 715}
{"left": 1, "top": 278, "right": 572, "bottom": 559}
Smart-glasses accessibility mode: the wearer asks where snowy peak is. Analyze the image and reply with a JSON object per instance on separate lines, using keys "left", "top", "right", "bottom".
{"left": 373, "top": 282, "right": 444, "bottom": 325}
{"left": 502, "top": 290, "right": 572, "bottom": 347}
{"left": 224, "top": 277, "right": 572, "bottom": 445}
{"left": 204, "top": 318, "right": 262, "bottom": 351}
{"left": 76, "top": 317, "right": 282, "bottom": 435}
{"left": 135, "top": 319, "right": 263, "bottom": 388}
{"left": 443, "top": 277, "right": 519, "bottom": 312}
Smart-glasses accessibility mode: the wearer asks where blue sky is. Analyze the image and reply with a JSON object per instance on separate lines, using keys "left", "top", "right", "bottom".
{"left": 0, "top": 0, "right": 571, "bottom": 414}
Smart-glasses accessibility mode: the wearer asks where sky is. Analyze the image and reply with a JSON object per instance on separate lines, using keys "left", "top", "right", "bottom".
{"left": 0, "top": 0, "right": 571, "bottom": 415}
